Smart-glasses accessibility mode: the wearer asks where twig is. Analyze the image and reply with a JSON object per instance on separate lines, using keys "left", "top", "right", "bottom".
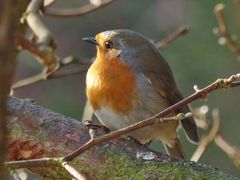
{"left": 193, "top": 105, "right": 210, "bottom": 130}
{"left": 231, "top": 81, "right": 240, "bottom": 88}
{"left": 11, "top": 69, "right": 48, "bottom": 89}
{"left": 43, "top": 0, "right": 117, "bottom": 17}
{"left": 15, "top": 34, "right": 48, "bottom": 61}
{"left": 13, "top": 35, "right": 91, "bottom": 89}
{"left": 213, "top": 3, "right": 240, "bottom": 54}
{"left": 11, "top": 0, "right": 60, "bottom": 91}
{"left": 5, "top": 157, "right": 59, "bottom": 168}
{"left": 23, "top": 0, "right": 59, "bottom": 72}
{"left": 191, "top": 105, "right": 240, "bottom": 167}
{"left": 62, "top": 162, "right": 90, "bottom": 180}
{"left": 24, "top": 0, "right": 53, "bottom": 46}
{"left": 12, "top": 56, "right": 91, "bottom": 90}
{"left": 191, "top": 109, "right": 220, "bottom": 162}
{"left": 12, "top": 8, "right": 92, "bottom": 90}
{"left": 155, "top": 25, "right": 189, "bottom": 48}
{"left": 11, "top": 61, "right": 91, "bottom": 90}
{"left": 215, "top": 135, "right": 240, "bottom": 168}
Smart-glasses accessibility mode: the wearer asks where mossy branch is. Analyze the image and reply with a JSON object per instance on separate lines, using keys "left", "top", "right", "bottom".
{"left": 5, "top": 96, "right": 237, "bottom": 179}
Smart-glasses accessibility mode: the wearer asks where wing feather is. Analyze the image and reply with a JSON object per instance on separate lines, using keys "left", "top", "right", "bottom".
{"left": 135, "top": 43, "right": 198, "bottom": 143}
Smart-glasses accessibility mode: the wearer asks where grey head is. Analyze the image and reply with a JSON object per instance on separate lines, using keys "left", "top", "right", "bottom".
{"left": 95, "top": 29, "right": 167, "bottom": 70}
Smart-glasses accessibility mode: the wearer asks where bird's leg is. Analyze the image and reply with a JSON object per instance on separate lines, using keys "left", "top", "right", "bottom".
{"left": 83, "top": 120, "right": 110, "bottom": 133}
{"left": 126, "top": 136, "right": 152, "bottom": 147}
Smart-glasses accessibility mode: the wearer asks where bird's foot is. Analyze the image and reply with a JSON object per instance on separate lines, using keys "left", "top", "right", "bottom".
{"left": 83, "top": 120, "right": 110, "bottom": 133}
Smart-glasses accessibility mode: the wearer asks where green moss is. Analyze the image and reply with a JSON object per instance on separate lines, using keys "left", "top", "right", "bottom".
{"left": 48, "top": 166, "right": 72, "bottom": 180}
{"left": 10, "top": 126, "right": 23, "bottom": 139}
{"left": 98, "top": 150, "right": 144, "bottom": 179}
{"left": 82, "top": 148, "right": 238, "bottom": 179}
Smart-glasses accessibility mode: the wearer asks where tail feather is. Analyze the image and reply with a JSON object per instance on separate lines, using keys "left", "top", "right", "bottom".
{"left": 181, "top": 108, "right": 199, "bottom": 144}
{"left": 171, "top": 89, "right": 199, "bottom": 144}
{"left": 164, "top": 138, "right": 185, "bottom": 159}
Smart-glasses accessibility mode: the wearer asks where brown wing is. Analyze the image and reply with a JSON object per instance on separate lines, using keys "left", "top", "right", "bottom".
{"left": 135, "top": 42, "right": 198, "bottom": 143}
{"left": 143, "top": 70, "right": 199, "bottom": 144}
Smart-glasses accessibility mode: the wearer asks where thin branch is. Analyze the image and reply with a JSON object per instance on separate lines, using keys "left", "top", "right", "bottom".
{"left": 215, "top": 135, "right": 240, "bottom": 168}
{"left": 155, "top": 25, "right": 189, "bottom": 48}
{"left": 12, "top": 57, "right": 91, "bottom": 90}
{"left": 13, "top": 34, "right": 91, "bottom": 90}
{"left": 11, "top": 0, "right": 60, "bottom": 91}
{"left": 192, "top": 104, "right": 240, "bottom": 168}
{"left": 11, "top": 69, "right": 48, "bottom": 90}
{"left": 193, "top": 105, "right": 210, "bottom": 130}
{"left": 24, "top": 0, "right": 54, "bottom": 46}
{"left": 15, "top": 34, "right": 47, "bottom": 61}
{"left": 23, "top": 0, "right": 59, "bottom": 68}
{"left": 14, "top": 34, "right": 58, "bottom": 73}
{"left": 230, "top": 81, "right": 240, "bottom": 88}
{"left": 191, "top": 109, "right": 220, "bottom": 162}
{"left": 5, "top": 157, "right": 59, "bottom": 169}
{"left": 43, "top": 0, "right": 117, "bottom": 17}
{"left": 213, "top": 3, "right": 240, "bottom": 54}
{"left": 62, "top": 162, "right": 90, "bottom": 180}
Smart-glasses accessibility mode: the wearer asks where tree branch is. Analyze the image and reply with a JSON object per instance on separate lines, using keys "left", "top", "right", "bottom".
{"left": 213, "top": 3, "right": 240, "bottom": 54}
{"left": 5, "top": 96, "right": 237, "bottom": 179}
{"left": 0, "top": 0, "right": 17, "bottom": 177}
{"left": 62, "top": 162, "right": 90, "bottom": 180}
{"left": 155, "top": 25, "right": 189, "bottom": 48}
{"left": 191, "top": 109, "right": 220, "bottom": 162}
{"left": 43, "top": 0, "right": 118, "bottom": 17}
{"left": 215, "top": 135, "right": 240, "bottom": 168}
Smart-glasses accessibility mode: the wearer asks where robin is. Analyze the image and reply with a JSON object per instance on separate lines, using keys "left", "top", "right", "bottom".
{"left": 83, "top": 29, "right": 198, "bottom": 159}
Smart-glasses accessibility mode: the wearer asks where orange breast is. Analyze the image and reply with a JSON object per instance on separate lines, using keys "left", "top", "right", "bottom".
{"left": 86, "top": 57, "right": 138, "bottom": 115}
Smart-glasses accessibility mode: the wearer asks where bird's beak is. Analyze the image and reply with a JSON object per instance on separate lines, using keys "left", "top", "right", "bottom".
{"left": 82, "top": 37, "right": 99, "bottom": 46}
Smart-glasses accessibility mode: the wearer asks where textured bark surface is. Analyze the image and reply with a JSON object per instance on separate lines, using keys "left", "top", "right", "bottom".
{"left": 0, "top": 1, "right": 25, "bottom": 177}
{"left": 6, "top": 96, "right": 238, "bottom": 179}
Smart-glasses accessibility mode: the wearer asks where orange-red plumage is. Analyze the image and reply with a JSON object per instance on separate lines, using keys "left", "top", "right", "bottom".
{"left": 86, "top": 47, "right": 138, "bottom": 115}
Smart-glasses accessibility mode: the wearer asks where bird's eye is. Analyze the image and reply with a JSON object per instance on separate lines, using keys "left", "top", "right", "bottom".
{"left": 105, "top": 41, "right": 113, "bottom": 49}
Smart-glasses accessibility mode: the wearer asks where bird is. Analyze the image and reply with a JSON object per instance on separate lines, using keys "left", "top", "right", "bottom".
{"left": 83, "top": 29, "right": 198, "bottom": 159}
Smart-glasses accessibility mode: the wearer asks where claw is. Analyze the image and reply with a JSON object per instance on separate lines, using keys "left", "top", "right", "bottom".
{"left": 83, "top": 120, "right": 110, "bottom": 133}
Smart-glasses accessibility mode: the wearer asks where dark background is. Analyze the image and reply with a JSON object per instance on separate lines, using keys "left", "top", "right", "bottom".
{"left": 14, "top": 0, "right": 240, "bottom": 177}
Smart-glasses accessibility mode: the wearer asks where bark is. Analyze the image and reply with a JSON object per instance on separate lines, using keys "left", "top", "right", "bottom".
{"left": 0, "top": 0, "right": 19, "bottom": 177}
{"left": 5, "top": 96, "right": 238, "bottom": 179}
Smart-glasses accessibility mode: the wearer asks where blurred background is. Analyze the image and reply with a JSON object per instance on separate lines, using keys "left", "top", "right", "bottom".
{"left": 14, "top": 0, "right": 240, "bottom": 177}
